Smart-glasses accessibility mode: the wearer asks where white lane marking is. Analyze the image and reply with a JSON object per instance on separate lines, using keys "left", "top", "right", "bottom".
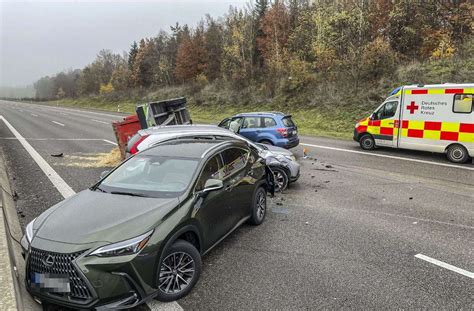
{"left": 92, "top": 119, "right": 109, "bottom": 125}
{"left": 60, "top": 112, "right": 68, "bottom": 116}
{"left": 415, "top": 254, "right": 473, "bottom": 279}
{"left": 0, "top": 137, "right": 116, "bottom": 142}
{"left": 146, "top": 301, "right": 184, "bottom": 311}
{"left": 301, "top": 143, "right": 474, "bottom": 171}
{"left": 0, "top": 115, "right": 76, "bottom": 198}
{"left": 102, "top": 139, "right": 118, "bottom": 146}
{"left": 51, "top": 121, "right": 65, "bottom": 127}
{"left": 31, "top": 113, "right": 38, "bottom": 117}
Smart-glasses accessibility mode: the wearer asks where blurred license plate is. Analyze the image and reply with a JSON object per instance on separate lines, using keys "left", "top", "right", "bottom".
{"left": 31, "top": 273, "right": 70, "bottom": 293}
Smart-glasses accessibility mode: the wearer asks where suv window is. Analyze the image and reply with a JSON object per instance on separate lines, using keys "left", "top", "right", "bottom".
{"left": 453, "top": 94, "right": 472, "bottom": 113}
{"left": 263, "top": 117, "right": 277, "bottom": 128}
{"left": 242, "top": 117, "right": 261, "bottom": 129}
{"left": 374, "top": 101, "right": 398, "bottom": 120}
{"left": 282, "top": 116, "right": 295, "bottom": 127}
{"left": 219, "top": 118, "right": 230, "bottom": 129}
{"left": 195, "top": 155, "right": 222, "bottom": 191}
{"left": 221, "top": 148, "right": 248, "bottom": 178}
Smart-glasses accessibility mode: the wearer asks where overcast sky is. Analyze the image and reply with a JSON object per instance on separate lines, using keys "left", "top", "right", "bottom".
{"left": 0, "top": 0, "right": 248, "bottom": 87}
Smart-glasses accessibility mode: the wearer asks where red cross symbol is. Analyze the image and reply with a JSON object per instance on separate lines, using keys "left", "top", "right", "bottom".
{"left": 406, "top": 101, "right": 419, "bottom": 114}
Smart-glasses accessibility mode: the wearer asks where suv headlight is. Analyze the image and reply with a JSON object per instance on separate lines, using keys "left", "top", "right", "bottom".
{"left": 355, "top": 122, "right": 360, "bottom": 128}
{"left": 285, "top": 154, "right": 296, "bottom": 162}
{"left": 25, "top": 218, "right": 36, "bottom": 243}
{"left": 89, "top": 230, "right": 153, "bottom": 257}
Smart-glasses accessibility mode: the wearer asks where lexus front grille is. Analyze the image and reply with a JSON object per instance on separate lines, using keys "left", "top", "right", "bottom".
{"left": 28, "top": 247, "right": 94, "bottom": 302}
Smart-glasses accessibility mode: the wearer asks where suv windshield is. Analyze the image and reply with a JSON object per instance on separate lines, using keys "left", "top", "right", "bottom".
{"left": 282, "top": 116, "right": 295, "bottom": 127}
{"left": 97, "top": 155, "right": 199, "bottom": 198}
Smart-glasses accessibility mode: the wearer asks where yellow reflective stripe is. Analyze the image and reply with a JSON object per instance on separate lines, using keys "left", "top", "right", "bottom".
{"left": 423, "top": 130, "right": 441, "bottom": 140}
{"left": 458, "top": 133, "right": 474, "bottom": 143}
{"left": 380, "top": 119, "right": 394, "bottom": 127}
{"left": 401, "top": 128, "right": 408, "bottom": 137}
{"left": 464, "top": 88, "right": 474, "bottom": 94}
{"left": 427, "top": 89, "right": 444, "bottom": 95}
{"left": 441, "top": 122, "right": 460, "bottom": 132}
{"left": 404, "top": 90, "right": 412, "bottom": 95}
{"left": 359, "top": 118, "right": 369, "bottom": 126}
{"left": 408, "top": 120, "right": 424, "bottom": 130}
{"left": 367, "top": 126, "right": 380, "bottom": 135}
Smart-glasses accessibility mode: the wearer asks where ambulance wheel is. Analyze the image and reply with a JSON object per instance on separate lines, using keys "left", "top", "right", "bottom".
{"left": 359, "top": 134, "right": 375, "bottom": 150}
{"left": 446, "top": 144, "right": 470, "bottom": 163}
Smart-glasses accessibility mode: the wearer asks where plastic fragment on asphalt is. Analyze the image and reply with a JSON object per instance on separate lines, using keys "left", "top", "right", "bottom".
{"left": 51, "top": 153, "right": 63, "bottom": 157}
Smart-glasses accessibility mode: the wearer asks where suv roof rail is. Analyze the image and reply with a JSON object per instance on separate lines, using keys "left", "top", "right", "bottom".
{"left": 236, "top": 111, "right": 286, "bottom": 116}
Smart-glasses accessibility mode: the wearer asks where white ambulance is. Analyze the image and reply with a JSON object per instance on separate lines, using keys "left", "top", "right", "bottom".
{"left": 353, "top": 83, "right": 473, "bottom": 163}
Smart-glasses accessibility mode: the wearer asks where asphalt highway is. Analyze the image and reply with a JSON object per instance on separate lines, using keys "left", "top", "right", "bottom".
{"left": 0, "top": 100, "right": 472, "bottom": 310}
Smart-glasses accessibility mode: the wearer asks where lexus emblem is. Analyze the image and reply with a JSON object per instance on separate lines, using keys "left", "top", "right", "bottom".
{"left": 42, "top": 254, "right": 55, "bottom": 267}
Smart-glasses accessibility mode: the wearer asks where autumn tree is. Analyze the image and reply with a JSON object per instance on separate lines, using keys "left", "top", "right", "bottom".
{"left": 175, "top": 25, "right": 208, "bottom": 82}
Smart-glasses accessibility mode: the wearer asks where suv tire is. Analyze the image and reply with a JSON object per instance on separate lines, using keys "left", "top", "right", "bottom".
{"left": 271, "top": 166, "right": 289, "bottom": 192}
{"left": 249, "top": 187, "right": 267, "bottom": 225}
{"left": 359, "top": 134, "right": 375, "bottom": 150}
{"left": 155, "top": 239, "right": 202, "bottom": 302}
{"left": 446, "top": 144, "right": 470, "bottom": 163}
{"left": 260, "top": 139, "right": 273, "bottom": 145}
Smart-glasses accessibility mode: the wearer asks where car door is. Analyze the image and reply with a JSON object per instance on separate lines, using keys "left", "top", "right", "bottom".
{"left": 238, "top": 116, "right": 262, "bottom": 142}
{"left": 370, "top": 100, "right": 399, "bottom": 147}
{"left": 193, "top": 154, "right": 232, "bottom": 250}
{"left": 220, "top": 147, "right": 253, "bottom": 224}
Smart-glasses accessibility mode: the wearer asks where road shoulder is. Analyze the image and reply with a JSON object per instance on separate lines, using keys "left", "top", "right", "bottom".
{"left": 0, "top": 149, "right": 41, "bottom": 310}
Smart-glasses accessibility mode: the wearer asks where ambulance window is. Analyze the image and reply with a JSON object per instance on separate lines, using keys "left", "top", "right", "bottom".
{"left": 453, "top": 94, "right": 472, "bottom": 113}
{"left": 375, "top": 101, "right": 398, "bottom": 120}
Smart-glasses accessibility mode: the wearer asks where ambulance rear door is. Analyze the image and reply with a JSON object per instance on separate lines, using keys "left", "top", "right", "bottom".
{"left": 398, "top": 85, "right": 474, "bottom": 153}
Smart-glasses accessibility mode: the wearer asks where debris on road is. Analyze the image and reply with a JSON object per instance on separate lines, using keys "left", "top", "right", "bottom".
{"left": 50, "top": 153, "right": 63, "bottom": 157}
{"left": 59, "top": 147, "right": 121, "bottom": 168}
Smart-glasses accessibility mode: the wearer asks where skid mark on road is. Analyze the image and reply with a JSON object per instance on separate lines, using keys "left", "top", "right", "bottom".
{"left": 301, "top": 143, "right": 474, "bottom": 171}
{"left": 415, "top": 254, "right": 474, "bottom": 279}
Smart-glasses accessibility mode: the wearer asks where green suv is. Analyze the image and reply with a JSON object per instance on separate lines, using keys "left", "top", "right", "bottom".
{"left": 21, "top": 139, "right": 273, "bottom": 309}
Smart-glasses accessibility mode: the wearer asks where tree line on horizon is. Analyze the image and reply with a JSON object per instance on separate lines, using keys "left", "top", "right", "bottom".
{"left": 33, "top": 0, "right": 473, "bottom": 102}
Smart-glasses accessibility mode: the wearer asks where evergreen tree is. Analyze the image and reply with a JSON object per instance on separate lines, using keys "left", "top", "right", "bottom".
{"left": 128, "top": 41, "right": 138, "bottom": 70}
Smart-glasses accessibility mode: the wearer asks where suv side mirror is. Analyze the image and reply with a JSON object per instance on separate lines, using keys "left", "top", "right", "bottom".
{"left": 202, "top": 179, "right": 223, "bottom": 193}
{"left": 369, "top": 113, "right": 375, "bottom": 120}
{"left": 100, "top": 170, "right": 110, "bottom": 180}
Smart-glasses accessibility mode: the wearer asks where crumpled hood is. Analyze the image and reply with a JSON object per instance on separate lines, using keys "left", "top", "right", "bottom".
{"left": 263, "top": 145, "right": 293, "bottom": 156}
{"left": 34, "top": 189, "right": 179, "bottom": 245}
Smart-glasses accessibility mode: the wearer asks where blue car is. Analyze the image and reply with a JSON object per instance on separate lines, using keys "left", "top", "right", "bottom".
{"left": 219, "top": 112, "right": 299, "bottom": 149}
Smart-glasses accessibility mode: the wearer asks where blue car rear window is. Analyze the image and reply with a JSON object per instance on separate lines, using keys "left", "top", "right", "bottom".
{"left": 281, "top": 117, "right": 295, "bottom": 127}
